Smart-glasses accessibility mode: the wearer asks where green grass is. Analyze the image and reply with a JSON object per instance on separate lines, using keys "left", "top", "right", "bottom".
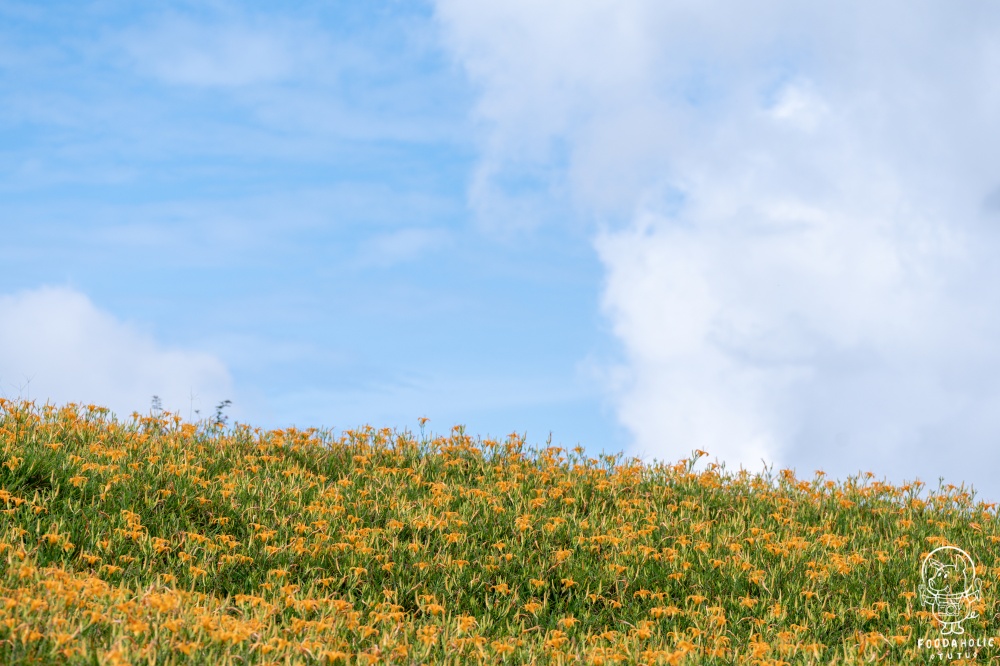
{"left": 0, "top": 398, "right": 996, "bottom": 664}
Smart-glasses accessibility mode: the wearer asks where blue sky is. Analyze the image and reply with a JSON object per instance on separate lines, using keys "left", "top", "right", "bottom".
{"left": 4, "top": 1, "right": 1000, "bottom": 504}
{"left": 0, "top": 0, "right": 625, "bottom": 453}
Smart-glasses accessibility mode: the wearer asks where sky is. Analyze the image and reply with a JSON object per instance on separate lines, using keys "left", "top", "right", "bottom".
{"left": 3, "top": 1, "right": 1000, "bottom": 505}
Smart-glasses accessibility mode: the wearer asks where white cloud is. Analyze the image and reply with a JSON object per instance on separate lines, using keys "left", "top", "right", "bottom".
{"left": 767, "top": 80, "right": 828, "bottom": 132}
{"left": 0, "top": 286, "right": 232, "bottom": 421}
{"left": 436, "top": 2, "right": 1000, "bottom": 500}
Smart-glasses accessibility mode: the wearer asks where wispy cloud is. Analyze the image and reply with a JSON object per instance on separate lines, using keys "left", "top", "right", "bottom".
{"left": 119, "top": 13, "right": 322, "bottom": 88}
{"left": 353, "top": 227, "right": 453, "bottom": 268}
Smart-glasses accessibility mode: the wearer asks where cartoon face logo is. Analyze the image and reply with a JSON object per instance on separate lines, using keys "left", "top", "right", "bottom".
{"left": 919, "top": 546, "right": 983, "bottom": 635}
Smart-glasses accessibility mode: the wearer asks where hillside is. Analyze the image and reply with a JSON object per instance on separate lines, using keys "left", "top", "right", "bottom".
{"left": 0, "top": 398, "right": 994, "bottom": 664}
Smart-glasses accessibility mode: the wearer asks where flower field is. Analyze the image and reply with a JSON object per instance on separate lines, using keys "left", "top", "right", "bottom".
{"left": 0, "top": 398, "right": 996, "bottom": 664}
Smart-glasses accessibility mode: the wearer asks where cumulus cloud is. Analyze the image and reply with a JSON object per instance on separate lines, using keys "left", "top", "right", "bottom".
{"left": 436, "top": 1, "right": 1000, "bottom": 500}
{"left": 0, "top": 286, "right": 232, "bottom": 421}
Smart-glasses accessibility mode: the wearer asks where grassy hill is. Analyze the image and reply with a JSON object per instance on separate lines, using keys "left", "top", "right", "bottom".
{"left": 0, "top": 398, "right": 995, "bottom": 664}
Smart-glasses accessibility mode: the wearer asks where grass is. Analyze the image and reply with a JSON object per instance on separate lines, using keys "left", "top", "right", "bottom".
{"left": 0, "top": 397, "right": 996, "bottom": 664}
